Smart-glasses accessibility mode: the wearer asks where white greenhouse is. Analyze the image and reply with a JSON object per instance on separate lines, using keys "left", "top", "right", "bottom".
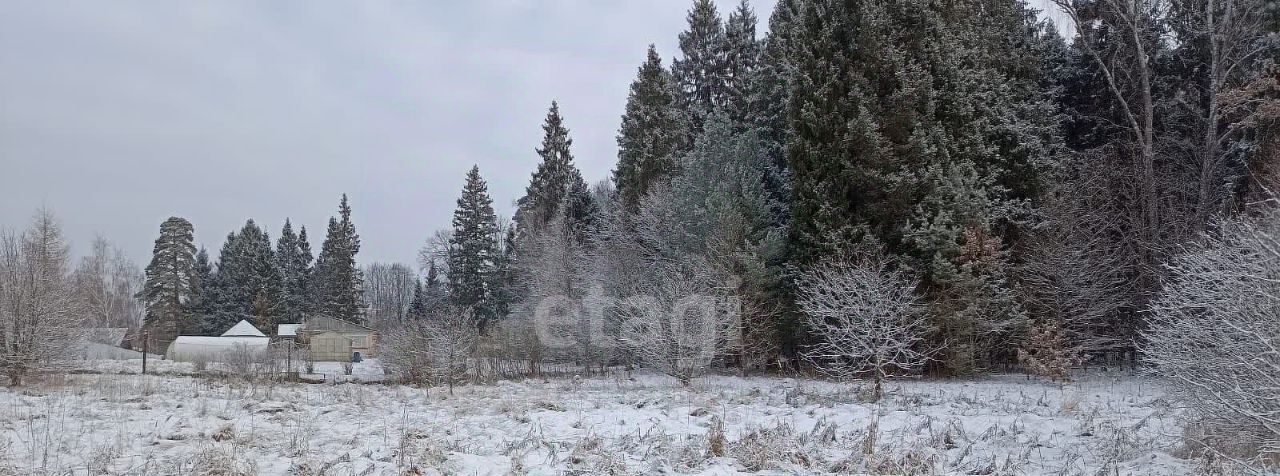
{"left": 165, "top": 320, "right": 270, "bottom": 362}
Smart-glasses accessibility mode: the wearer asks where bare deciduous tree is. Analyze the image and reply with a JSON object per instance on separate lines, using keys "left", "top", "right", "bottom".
{"left": 518, "top": 214, "right": 608, "bottom": 370}
{"left": 592, "top": 185, "right": 739, "bottom": 386}
{"left": 362, "top": 262, "right": 417, "bottom": 329}
{"left": 0, "top": 210, "right": 86, "bottom": 386}
{"left": 381, "top": 306, "right": 478, "bottom": 394}
{"left": 795, "top": 255, "right": 933, "bottom": 402}
{"left": 1186, "top": 0, "right": 1274, "bottom": 224}
{"left": 1143, "top": 208, "right": 1280, "bottom": 465}
{"left": 1017, "top": 175, "right": 1138, "bottom": 358}
{"left": 613, "top": 258, "right": 730, "bottom": 386}
{"left": 417, "top": 229, "right": 453, "bottom": 280}
{"left": 74, "top": 236, "right": 144, "bottom": 332}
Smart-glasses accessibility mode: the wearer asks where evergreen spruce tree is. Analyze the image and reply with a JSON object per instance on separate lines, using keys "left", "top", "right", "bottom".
{"left": 310, "top": 218, "right": 338, "bottom": 307}
{"left": 784, "top": 0, "right": 889, "bottom": 264}
{"left": 674, "top": 112, "right": 791, "bottom": 368}
{"left": 275, "top": 219, "right": 313, "bottom": 326}
{"left": 447, "top": 166, "right": 501, "bottom": 329}
{"left": 205, "top": 220, "right": 283, "bottom": 332}
{"left": 614, "top": 46, "right": 685, "bottom": 211}
{"left": 723, "top": 0, "right": 762, "bottom": 125}
{"left": 186, "top": 247, "right": 212, "bottom": 332}
{"left": 672, "top": 0, "right": 729, "bottom": 137}
{"left": 562, "top": 175, "right": 600, "bottom": 243}
{"left": 296, "top": 225, "right": 314, "bottom": 318}
{"left": 406, "top": 278, "right": 427, "bottom": 320}
{"left": 782, "top": 0, "right": 1059, "bottom": 373}
{"left": 422, "top": 259, "right": 446, "bottom": 310}
{"left": 313, "top": 195, "right": 364, "bottom": 323}
{"left": 141, "top": 217, "right": 197, "bottom": 336}
{"left": 515, "top": 102, "right": 592, "bottom": 235}
{"left": 728, "top": 0, "right": 795, "bottom": 273}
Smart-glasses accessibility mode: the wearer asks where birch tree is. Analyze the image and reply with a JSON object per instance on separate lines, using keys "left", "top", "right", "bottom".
{"left": 74, "top": 236, "right": 144, "bottom": 331}
{"left": 1051, "top": 0, "right": 1177, "bottom": 317}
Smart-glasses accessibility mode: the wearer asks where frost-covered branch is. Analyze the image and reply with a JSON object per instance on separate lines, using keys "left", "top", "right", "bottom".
{"left": 1143, "top": 208, "right": 1280, "bottom": 464}
{"left": 795, "top": 255, "right": 933, "bottom": 401}
{"left": 0, "top": 210, "right": 86, "bottom": 386}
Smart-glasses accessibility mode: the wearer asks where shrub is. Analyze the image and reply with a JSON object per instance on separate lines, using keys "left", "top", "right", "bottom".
{"left": 1143, "top": 209, "right": 1280, "bottom": 467}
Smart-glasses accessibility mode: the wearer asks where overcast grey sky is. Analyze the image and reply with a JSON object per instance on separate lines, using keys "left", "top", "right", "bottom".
{"left": 0, "top": 0, "right": 1064, "bottom": 270}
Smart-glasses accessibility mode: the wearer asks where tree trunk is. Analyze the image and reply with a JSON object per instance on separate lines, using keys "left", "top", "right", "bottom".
{"left": 872, "top": 372, "right": 883, "bottom": 403}
{"left": 1197, "top": 0, "right": 1223, "bottom": 228}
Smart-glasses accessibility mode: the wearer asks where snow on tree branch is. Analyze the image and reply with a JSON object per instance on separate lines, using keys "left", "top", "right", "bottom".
{"left": 795, "top": 254, "right": 935, "bottom": 401}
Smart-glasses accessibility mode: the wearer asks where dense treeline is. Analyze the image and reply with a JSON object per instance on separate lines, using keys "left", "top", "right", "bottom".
{"left": 417, "top": 0, "right": 1275, "bottom": 376}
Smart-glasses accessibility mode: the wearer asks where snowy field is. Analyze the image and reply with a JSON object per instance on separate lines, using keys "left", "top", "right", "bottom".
{"left": 0, "top": 367, "right": 1194, "bottom": 475}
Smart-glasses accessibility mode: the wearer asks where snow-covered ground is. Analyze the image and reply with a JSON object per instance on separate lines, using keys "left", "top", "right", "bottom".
{"left": 0, "top": 369, "right": 1192, "bottom": 475}
{"left": 67, "top": 357, "right": 389, "bottom": 383}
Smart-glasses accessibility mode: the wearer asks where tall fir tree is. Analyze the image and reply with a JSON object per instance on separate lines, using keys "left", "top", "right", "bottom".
{"left": 672, "top": 0, "right": 729, "bottom": 137}
{"left": 515, "top": 101, "right": 592, "bottom": 235}
{"left": 296, "top": 225, "right": 314, "bottom": 316}
{"left": 739, "top": 0, "right": 800, "bottom": 255}
{"left": 422, "top": 259, "right": 447, "bottom": 310}
{"left": 447, "top": 166, "right": 501, "bottom": 328}
{"left": 275, "top": 219, "right": 312, "bottom": 325}
{"left": 562, "top": 174, "right": 600, "bottom": 243}
{"left": 205, "top": 220, "right": 283, "bottom": 333}
{"left": 406, "top": 278, "right": 427, "bottom": 320}
{"left": 723, "top": 0, "right": 762, "bottom": 125}
{"left": 313, "top": 194, "right": 364, "bottom": 323}
{"left": 614, "top": 45, "right": 685, "bottom": 211}
{"left": 186, "top": 247, "right": 212, "bottom": 332}
{"left": 141, "top": 217, "right": 197, "bottom": 336}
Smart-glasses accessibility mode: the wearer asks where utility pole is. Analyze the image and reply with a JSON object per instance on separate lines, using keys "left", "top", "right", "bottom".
{"left": 141, "top": 330, "right": 148, "bottom": 375}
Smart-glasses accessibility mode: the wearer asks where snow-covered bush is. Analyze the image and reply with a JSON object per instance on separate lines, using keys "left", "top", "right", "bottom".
{"left": 1143, "top": 209, "right": 1280, "bottom": 466}
{"left": 222, "top": 342, "right": 276, "bottom": 380}
{"left": 380, "top": 307, "right": 479, "bottom": 393}
{"left": 795, "top": 254, "right": 933, "bottom": 401}
{"left": 612, "top": 258, "right": 731, "bottom": 386}
{"left": 379, "top": 321, "right": 430, "bottom": 384}
{"left": 476, "top": 316, "right": 544, "bottom": 379}
{"left": 516, "top": 213, "right": 607, "bottom": 371}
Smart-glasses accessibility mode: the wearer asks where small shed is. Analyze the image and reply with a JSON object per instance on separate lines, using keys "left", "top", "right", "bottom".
{"left": 165, "top": 320, "right": 270, "bottom": 362}
{"left": 301, "top": 316, "right": 377, "bottom": 361}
